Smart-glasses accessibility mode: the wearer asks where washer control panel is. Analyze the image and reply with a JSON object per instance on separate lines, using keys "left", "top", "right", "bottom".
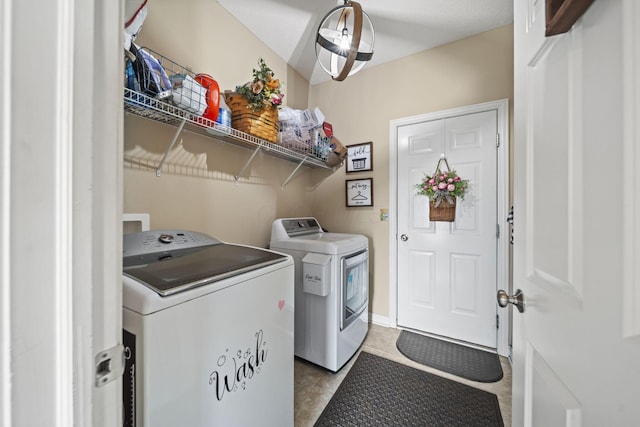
{"left": 280, "top": 218, "right": 322, "bottom": 237}
{"left": 158, "top": 234, "right": 174, "bottom": 244}
{"left": 123, "top": 230, "right": 222, "bottom": 257}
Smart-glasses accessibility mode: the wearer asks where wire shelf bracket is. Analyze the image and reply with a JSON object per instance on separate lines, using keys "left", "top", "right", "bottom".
{"left": 281, "top": 158, "right": 307, "bottom": 190}
{"left": 156, "top": 118, "right": 187, "bottom": 177}
{"left": 235, "top": 146, "right": 262, "bottom": 184}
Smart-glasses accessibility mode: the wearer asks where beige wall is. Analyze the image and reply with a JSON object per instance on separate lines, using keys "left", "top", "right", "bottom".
{"left": 124, "top": 0, "right": 313, "bottom": 247}
{"left": 123, "top": 1, "right": 513, "bottom": 318}
{"left": 308, "top": 25, "right": 514, "bottom": 318}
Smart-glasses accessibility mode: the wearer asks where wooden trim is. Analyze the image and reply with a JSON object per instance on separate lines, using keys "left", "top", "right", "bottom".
{"left": 546, "top": 0, "right": 595, "bottom": 36}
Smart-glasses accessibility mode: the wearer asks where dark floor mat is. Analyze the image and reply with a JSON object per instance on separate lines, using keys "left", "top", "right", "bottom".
{"left": 314, "top": 351, "right": 504, "bottom": 427}
{"left": 396, "top": 330, "right": 503, "bottom": 383}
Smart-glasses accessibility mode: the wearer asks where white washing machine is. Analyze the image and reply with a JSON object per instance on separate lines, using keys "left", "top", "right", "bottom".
{"left": 270, "top": 217, "right": 369, "bottom": 372}
{"left": 122, "top": 230, "right": 294, "bottom": 427}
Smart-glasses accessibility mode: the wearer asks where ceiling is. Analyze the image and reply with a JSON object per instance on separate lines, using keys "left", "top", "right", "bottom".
{"left": 216, "top": 0, "right": 514, "bottom": 85}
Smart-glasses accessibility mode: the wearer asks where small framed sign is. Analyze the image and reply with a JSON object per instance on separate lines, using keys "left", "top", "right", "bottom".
{"left": 346, "top": 142, "right": 373, "bottom": 173}
{"left": 346, "top": 178, "right": 373, "bottom": 207}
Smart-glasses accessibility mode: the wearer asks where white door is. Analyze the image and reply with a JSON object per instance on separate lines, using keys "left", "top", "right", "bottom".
{"left": 396, "top": 108, "right": 501, "bottom": 348}
{"left": 512, "top": 0, "right": 640, "bottom": 425}
{"left": 1, "top": 1, "right": 123, "bottom": 426}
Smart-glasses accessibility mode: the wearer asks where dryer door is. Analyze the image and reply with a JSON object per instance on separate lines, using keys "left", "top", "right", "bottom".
{"left": 340, "top": 249, "right": 369, "bottom": 330}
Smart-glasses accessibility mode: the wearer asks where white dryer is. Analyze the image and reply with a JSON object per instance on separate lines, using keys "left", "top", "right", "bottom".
{"left": 122, "top": 229, "right": 294, "bottom": 427}
{"left": 270, "top": 217, "right": 369, "bottom": 372}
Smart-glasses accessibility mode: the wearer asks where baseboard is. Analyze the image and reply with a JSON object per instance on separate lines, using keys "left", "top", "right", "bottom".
{"left": 369, "top": 313, "right": 392, "bottom": 327}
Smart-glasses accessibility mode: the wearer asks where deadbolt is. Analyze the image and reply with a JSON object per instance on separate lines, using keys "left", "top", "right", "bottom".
{"left": 400, "top": 234, "right": 408, "bottom": 241}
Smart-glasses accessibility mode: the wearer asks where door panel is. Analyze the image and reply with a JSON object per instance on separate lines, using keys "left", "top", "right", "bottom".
{"left": 529, "top": 36, "right": 575, "bottom": 295}
{"left": 398, "top": 110, "right": 498, "bottom": 348}
{"left": 452, "top": 161, "right": 481, "bottom": 232}
{"left": 513, "top": 0, "right": 640, "bottom": 425}
{"left": 513, "top": 0, "right": 585, "bottom": 422}
{"left": 408, "top": 250, "right": 435, "bottom": 308}
{"left": 450, "top": 254, "right": 481, "bottom": 314}
{"left": 528, "top": 344, "right": 582, "bottom": 426}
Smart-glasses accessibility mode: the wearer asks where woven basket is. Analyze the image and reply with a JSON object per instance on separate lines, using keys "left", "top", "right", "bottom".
{"left": 225, "top": 92, "right": 278, "bottom": 142}
{"left": 429, "top": 198, "right": 456, "bottom": 222}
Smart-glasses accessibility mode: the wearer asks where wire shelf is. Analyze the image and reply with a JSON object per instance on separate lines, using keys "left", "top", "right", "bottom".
{"left": 124, "top": 88, "right": 333, "bottom": 170}
{"left": 279, "top": 124, "right": 330, "bottom": 162}
{"left": 124, "top": 45, "right": 333, "bottom": 171}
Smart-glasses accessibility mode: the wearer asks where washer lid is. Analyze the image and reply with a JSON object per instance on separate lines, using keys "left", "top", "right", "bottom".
{"left": 123, "top": 243, "right": 287, "bottom": 296}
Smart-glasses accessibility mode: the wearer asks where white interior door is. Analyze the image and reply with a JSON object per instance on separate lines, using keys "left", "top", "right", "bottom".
{"left": 1, "top": 1, "right": 123, "bottom": 426}
{"left": 512, "top": 0, "right": 640, "bottom": 425}
{"left": 397, "top": 109, "right": 500, "bottom": 348}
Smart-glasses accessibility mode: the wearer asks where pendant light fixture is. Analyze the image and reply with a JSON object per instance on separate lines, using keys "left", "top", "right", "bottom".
{"left": 315, "top": 0, "right": 375, "bottom": 81}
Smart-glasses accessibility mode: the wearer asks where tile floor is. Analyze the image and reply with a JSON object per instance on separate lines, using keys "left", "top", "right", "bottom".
{"left": 294, "top": 323, "right": 512, "bottom": 427}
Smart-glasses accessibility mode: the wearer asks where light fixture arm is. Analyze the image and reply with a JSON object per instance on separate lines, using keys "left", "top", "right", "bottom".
{"left": 334, "top": 1, "right": 362, "bottom": 81}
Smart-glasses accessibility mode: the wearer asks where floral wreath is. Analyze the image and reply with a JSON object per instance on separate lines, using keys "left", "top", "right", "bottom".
{"left": 415, "top": 157, "right": 469, "bottom": 207}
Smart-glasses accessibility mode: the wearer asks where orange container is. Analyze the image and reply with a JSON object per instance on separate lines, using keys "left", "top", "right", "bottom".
{"left": 194, "top": 74, "right": 220, "bottom": 122}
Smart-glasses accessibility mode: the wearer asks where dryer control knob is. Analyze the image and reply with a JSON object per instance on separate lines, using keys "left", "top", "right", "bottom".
{"left": 158, "top": 234, "right": 174, "bottom": 244}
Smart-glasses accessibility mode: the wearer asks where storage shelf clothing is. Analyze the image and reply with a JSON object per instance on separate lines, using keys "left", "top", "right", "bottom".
{"left": 124, "top": 88, "right": 334, "bottom": 185}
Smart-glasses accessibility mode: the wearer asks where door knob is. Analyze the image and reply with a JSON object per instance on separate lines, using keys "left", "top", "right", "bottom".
{"left": 400, "top": 234, "right": 408, "bottom": 241}
{"left": 497, "top": 289, "right": 525, "bottom": 313}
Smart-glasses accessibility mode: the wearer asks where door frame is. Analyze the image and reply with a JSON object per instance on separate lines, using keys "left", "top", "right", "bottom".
{"left": 0, "top": 0, "right": 123, "bottom": 425}
{"left": 388, "top": 99, "right": 511, "bottom": 356}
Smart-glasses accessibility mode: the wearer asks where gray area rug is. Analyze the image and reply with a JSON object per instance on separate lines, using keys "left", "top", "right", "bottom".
{"left": 314, "top": 352, "right": 504, "bottom": 427}
{"left": 396, "top": 330, "right": 503, "bottom": 383}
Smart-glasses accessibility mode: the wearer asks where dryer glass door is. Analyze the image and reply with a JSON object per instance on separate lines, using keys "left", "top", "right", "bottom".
{"left": 340, "top": 249, "right": 369, "bottom": 330}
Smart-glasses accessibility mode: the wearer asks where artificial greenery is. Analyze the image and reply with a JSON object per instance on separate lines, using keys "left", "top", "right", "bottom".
{"left": 415, "top": 167, "right": 469, "bottom": 207}
{"left": 237, "top": 58, "right": 284, "bottom": 111}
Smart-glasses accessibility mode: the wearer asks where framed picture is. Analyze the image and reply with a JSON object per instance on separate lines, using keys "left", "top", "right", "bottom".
{"left": 346, "top": 142, "right": 373, "bottom": 173}
{"left": 346, "top": 178, "right": 373, "bottom": 207}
